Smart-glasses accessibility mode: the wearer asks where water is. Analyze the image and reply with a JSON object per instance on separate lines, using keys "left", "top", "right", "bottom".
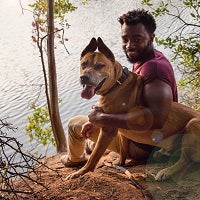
{"left": 0, "top": 0, "right": 185, "bottom": 155}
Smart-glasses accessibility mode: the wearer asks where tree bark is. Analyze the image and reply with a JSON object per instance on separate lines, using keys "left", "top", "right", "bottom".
{"left": 47, "top": 0, "right": 67, "bottom": 153}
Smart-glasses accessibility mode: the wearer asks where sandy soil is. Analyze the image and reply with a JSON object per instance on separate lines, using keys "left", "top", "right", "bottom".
{"left": 5, "top": 152, "right": 200, "bottom": 200}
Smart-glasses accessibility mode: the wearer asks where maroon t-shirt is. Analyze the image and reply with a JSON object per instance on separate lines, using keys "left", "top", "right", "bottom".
{"left": 133, "top": 49, "right": 178, "bottom": 102}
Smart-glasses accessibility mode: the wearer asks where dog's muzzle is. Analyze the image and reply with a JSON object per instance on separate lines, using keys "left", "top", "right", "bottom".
{"left": 80, "top": 73, "right": 107, "bottom": 99}
{"left": 80, "top": 74, "right": 91, "bottom": 85}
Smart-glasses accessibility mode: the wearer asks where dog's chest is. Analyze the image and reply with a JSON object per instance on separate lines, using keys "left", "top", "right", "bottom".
{"left": 99, "top": 91, "right": 137, "bottom": 114}
{"left": 98, "top": 75, "right": 143, "bottom": 114}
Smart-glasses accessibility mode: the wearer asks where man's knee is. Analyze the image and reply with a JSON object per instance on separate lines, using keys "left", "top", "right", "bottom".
{"left": 67, "top": 115, "right": 88, "bottom": 136}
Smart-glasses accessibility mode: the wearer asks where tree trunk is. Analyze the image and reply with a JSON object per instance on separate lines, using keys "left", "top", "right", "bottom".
{"left": 47, "top": 0, "right": 67, "bottom": 153}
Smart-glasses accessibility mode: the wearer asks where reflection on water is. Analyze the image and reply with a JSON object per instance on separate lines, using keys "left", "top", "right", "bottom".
{"left": 0, "top": 0, "right": 183, "bottom": 155}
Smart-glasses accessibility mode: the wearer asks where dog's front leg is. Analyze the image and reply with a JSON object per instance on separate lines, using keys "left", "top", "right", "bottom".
{"left": 66, "top": 127, "right": 118, "bottom": 179}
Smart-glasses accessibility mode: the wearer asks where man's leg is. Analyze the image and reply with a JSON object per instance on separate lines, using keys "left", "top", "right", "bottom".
{"left": 61, "top": 115, "right": 100, "bottom": 167}
{"left": 61, "top": 115, "right": 156, "bottom": 167}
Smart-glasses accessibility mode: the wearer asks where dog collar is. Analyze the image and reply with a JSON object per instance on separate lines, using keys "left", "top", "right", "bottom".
{"left": 102, "top": 67, "right": 129, "bottom": 96}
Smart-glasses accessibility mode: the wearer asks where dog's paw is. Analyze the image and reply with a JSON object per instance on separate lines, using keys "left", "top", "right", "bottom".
{"left": 112, "top": 156, "right": 126, "bottom": 166}
{"left": 116, "top": 159, "right": 125, "bottom": 166}
{"left": 66, "top": 167, "right": 90, "bottom": 180}
{"left": 66, "top": 170, "right": 85, "bottom": 180}
{"left": 155, "top": 168, "right": 171, "bottom": 181}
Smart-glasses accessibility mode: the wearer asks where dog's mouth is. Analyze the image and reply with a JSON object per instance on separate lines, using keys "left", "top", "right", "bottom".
{"left": 81, "top": 78, "right": 107, "bottom": 99}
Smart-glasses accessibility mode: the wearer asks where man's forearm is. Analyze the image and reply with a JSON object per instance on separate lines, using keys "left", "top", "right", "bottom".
{"left": 99, "top": 106, "right": 154, "bottom": 131}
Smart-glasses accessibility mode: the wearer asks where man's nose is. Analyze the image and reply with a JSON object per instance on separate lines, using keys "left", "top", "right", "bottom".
{"left": 127, "top": 40, "right": 135, "bottom": 49}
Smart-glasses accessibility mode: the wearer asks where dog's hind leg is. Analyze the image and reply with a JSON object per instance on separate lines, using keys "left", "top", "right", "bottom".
{"left": 115, "top": 135, "right": 129, "bottom": 166}
{"left": 156, "top": 118, "right": 200, "bottom": 181}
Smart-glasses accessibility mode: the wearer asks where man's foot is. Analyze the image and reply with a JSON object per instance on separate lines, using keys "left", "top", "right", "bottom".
{"left": 61, "top": 155, "right": 87, "bottom": 167}
{"left": 153, "top": 148, "right": 171, "bottom": 162}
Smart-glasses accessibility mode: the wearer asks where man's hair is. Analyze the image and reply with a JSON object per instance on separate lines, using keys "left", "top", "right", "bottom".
{"left": 118, "top": 9, "right": 156, "bottom": 34}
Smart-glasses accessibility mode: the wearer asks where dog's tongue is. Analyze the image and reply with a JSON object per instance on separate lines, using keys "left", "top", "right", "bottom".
{"left": 81, "top": 85, "right": 96, "bottom": 99}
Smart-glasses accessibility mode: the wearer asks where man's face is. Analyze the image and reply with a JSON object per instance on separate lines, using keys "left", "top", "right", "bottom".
{"left": 121, "top": 23, "right": 155, "bottom": 63}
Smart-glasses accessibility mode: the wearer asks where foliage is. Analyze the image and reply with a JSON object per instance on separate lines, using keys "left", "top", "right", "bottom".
{"left": 29, "top": 0, "right": 77, "bottom": 26}
{"left": 27, "top": 1, "right": 88, "bottom": 149}
{"left": 26, "top": 104, "right": 55, "bottom": 146}
{"left": 29, "top": 0, "right": 87, "bottom": 45}
{"left": 142, "top": 0, "right": 200, "bottom": 111}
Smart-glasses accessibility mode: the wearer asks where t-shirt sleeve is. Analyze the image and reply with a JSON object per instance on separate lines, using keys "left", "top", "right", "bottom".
{"left": 133, "top": 50, "right": 178, "bottom": 102}
{"left": 139, "top": 60, "right": 173, "bottom": 86}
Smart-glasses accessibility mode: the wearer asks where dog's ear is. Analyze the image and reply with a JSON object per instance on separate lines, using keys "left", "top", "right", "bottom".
{"left": 97, "top": 37, "right": 115, "bottom": 62}
{"left": 81, "top": 38, "right": 97, "bottom": 59}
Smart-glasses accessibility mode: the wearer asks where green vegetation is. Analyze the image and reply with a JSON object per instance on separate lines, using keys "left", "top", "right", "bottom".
{"left": 29, "top": 0, "right": 77, "bottom": 23}
{"left": 27, "top": 0, "right": 88, "bottom": 148}
{"left": 142, "top": 0, "right": 200, "bottom": 111}
{"left": 26, "top": 104, "right": 55, "bottom": 146}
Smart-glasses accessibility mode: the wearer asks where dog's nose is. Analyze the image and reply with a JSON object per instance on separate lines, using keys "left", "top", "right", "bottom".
{"left": 80, "top": 74, "right": 90, "bottom": 84}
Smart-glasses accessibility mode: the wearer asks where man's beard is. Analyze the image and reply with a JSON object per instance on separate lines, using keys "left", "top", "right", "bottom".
{"left": 125, "top": 42, "right": 153, "bottom": 63}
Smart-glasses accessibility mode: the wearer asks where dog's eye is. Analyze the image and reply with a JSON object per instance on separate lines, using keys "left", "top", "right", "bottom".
{"left": 94, "top": 63, "right": 105, "bottom": 70}
{"left": 81, "top": 61, "right": 88, "bottom": 69}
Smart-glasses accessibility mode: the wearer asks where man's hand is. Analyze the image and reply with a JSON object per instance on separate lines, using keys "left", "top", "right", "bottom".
{"left": 81, "top": 106, "right": 105, "bottom": 138}
{"left": 88, "top": 106, "right": 104, "bottom": 126}
{"left": 81, "top": 121, "right": 94, "bottom": 138}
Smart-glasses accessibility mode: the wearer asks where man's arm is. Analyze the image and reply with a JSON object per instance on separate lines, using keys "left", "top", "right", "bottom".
{"left": 88, "top": 105, "right": 153, "bottom": 131}
{"left": 88, "top": 79, "right": 173, "bottom": 131}
{"left": 143, "top": 79, "right": 173, "bottom": 129}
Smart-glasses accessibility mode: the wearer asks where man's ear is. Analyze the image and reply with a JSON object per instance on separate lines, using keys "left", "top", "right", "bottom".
{"left": 81, "top": 38, "right": 97, "bottom": 59}
{"left": 97, "top": 37, "right": 115, "bottom": 62}
{"left": 150, "top": 33, "right": 155, "bottom": 42}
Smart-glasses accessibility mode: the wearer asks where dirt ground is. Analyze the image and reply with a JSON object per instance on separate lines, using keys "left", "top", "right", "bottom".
{"left": 5, "top": 152, "right": 200, "bottom": 200}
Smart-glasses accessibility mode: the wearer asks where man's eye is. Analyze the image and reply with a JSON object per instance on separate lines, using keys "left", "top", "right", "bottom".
{"left": 94, "top": 63, "right": 105, "bottom": 70}
{"left": 134, "top": 38, "right": 142, "bottom": 43}
{"left": 122, "top": 38, "right": 128, "bottom": 43}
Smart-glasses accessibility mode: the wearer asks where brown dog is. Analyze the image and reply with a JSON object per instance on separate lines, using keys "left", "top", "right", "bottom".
{"left": 67, "top": 37, "right": 200, "bottom": 181}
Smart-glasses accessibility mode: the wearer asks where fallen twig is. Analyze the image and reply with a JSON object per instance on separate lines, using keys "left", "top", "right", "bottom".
{"left": 103, "top": 162, "right": 154, "bottom": 200}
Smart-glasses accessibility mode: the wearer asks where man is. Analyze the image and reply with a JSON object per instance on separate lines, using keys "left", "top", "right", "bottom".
{"left": 61, "top": 9, "right": 178, "bottom": 167}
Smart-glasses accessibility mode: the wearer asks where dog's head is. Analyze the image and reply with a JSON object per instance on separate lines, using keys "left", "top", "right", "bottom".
{"left": 80, "top": 37, "right": 118, "bottom": 99}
